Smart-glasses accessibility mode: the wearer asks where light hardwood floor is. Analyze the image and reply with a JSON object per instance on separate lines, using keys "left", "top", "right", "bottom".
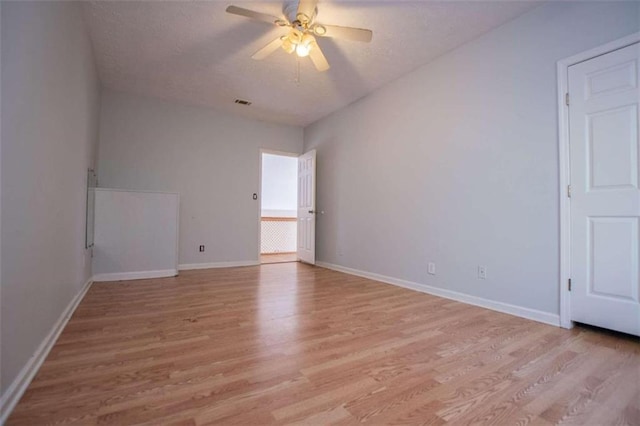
{"left": 261, "top": 253, "right": 297, "bottom": 264}
{"left": 8, "top": 263, "right": 640, "bottom": 425}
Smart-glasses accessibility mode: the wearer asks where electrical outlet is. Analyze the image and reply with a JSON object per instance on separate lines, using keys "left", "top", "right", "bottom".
{"left": 478, "top": 265, "right": 487, "bottom": 279}
{"left": 428, "top": 262, "right": 436, "bottom": 275}
{"left": 199, "top": 245, "right": 205, "bottom": 252}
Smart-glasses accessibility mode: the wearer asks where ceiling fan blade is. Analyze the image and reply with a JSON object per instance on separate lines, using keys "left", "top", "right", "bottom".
{"left": 296, "top": 0, "right": 318, "bottom": 23}
{"left": 309, "top": 43, "right": 330, "bottom": 72}
{"left": 252, "top": 37, "right": 284, "bottom": 60}
{"left": 316, "top": 24, "right": 372, "bottom": 43}
{"left": 226, "top": 5, "right": 281, "bottom": 25}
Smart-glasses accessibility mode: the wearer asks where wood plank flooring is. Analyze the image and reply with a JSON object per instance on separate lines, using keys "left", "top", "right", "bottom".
{"left": 8, "top": 263, "right": 640, "bottom": 425}
{"left": 260, "top": 253, "right": 297, "bottom": 264}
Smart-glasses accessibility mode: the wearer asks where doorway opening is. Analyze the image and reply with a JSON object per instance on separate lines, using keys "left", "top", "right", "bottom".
{"left": 260, "top": 151, "right": 298, "bottom": 264}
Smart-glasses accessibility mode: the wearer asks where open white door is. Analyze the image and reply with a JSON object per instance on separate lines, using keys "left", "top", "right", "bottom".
{"left": 568, "top": 42, "right": 640, "bottom": 336}
{"left": 297, "top": 150, "right": 316, "bottom": 264}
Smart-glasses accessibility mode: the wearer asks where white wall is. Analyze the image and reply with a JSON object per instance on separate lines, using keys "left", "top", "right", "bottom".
{"left": 92, "top": 189, "right": 179, "bottom": 280}
{"left": 1, "top": 0, "right": 100, "bottom": 396}
{"left": 261, "top": 153, "right": 297, "bottom": 217}
{"left": 97, "top": 90, "right": 303, "bottom": 267}
{"left": 304, "top": 1, "right": 640, "bottom": 316}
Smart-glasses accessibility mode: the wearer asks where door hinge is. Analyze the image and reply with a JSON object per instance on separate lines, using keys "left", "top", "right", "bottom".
{"left": 565, "top": 92, "right": 570, "bottom": 106}
{"left": 568, "top": 278, "right": 572, "bottom": 292}
{"left": 567, "top": 185, "right": 571, "bottom": 198}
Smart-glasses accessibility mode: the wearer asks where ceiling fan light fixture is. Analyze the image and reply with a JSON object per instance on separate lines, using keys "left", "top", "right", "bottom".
{"left": 295, "top": 33, "right": 315, "bottom": 57}
{"left": 313, "top": 24, "right": 326, "bottom": 36}
{"left": 281, "top": 36, "right": 295, "bottom": 54}
{"left": 226, "top": 0, "right": 372, "bottom": 72}
{"left": 289, "top": 29, "right": 303, "bottom": 44}
{"left": 296, "top": 12, "right": 310, "bottom": 24}
{"left": 295, "top": 43, "right": 311, "bottom": 57}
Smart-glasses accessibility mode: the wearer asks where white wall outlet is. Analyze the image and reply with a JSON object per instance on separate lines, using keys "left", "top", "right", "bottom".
{"left": 428, "top": 262, "right": 436, "bottom": 275}
{"left": 478, "top": 265, "right": 487, "bottom": 279}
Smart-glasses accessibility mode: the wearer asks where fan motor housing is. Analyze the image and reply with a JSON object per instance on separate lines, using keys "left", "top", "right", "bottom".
{"left": 283, "top": 0, "right": 317, "bottom": 26}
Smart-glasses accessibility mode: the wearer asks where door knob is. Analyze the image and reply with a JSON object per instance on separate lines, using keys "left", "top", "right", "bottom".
{"left": 308, "top": 210, "right": 315, "bottom": 214}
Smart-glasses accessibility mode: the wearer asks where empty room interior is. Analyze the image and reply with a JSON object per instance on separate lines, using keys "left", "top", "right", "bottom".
{"left": 1, "top": 0, "right": 639, "bottom": 424}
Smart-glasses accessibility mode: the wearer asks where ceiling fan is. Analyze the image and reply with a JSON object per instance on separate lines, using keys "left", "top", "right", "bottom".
{"left": 226, "top": 0, "right": 373, "bottom": 72}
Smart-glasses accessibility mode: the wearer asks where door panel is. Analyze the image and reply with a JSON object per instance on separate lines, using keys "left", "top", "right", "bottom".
{"left": 297, "top": 150, "right": 316, "bottom": 264}
{"left": 589, "top": 217, "right": 638, "bottom": 301}
{"left": 569, "top": 42, "right": 640, "bottom": 336}
{"left": 588, "top": 105, "right": 638, "bottom": 189}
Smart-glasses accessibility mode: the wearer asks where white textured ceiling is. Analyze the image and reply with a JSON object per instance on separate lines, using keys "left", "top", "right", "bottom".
{"left": 83, "top": 1, "right": 540, "bottom": 126}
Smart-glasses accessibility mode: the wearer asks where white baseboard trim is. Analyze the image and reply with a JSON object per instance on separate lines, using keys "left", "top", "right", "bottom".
{"left": 0, "top": 276, "right": 93, "bottom": 424}
{"left": 316, "top": 261, "right": 560, "bottom": 327}
{"left": 92, "top": 269, "right": 178, "bottom": 282}
{"left": 178, "top": 261, "right": 259, "bottom": 271}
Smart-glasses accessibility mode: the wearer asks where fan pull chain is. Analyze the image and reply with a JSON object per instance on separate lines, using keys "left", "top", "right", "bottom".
{"left": 295, "top": 57, "right": 301, "bottom": 86}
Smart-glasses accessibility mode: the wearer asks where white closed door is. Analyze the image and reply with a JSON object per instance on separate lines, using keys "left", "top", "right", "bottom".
{"left": 569, "top": 42, "right": 640, "bottom": 336}
{"left": 297, "top": 150, "right": 316, "bottom": 264}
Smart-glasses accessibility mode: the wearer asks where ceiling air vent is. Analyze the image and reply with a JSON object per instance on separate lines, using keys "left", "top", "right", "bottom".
{"left": 234, "top": 99, "right": 252, "bottom": 106}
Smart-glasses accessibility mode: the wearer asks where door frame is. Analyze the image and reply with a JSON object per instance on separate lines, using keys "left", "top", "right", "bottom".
{"left": 258, "top": 148, "right": 300, "bottom": 262}
{"left": 557, "top": 32, "right": 640, "bottom": 329}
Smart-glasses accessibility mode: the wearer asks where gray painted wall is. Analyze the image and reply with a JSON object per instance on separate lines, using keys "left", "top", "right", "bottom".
{"left": 97, "top": 90, "right": 303, "bottom": 266}
{"left": 92, "top": 189, "right": 179, "bottom": 278}
{"left": 1, "top": 1, "right": 100, "bottom": 394}
{"left": 304, "top": 1, "right": 640, "bottom": 315}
